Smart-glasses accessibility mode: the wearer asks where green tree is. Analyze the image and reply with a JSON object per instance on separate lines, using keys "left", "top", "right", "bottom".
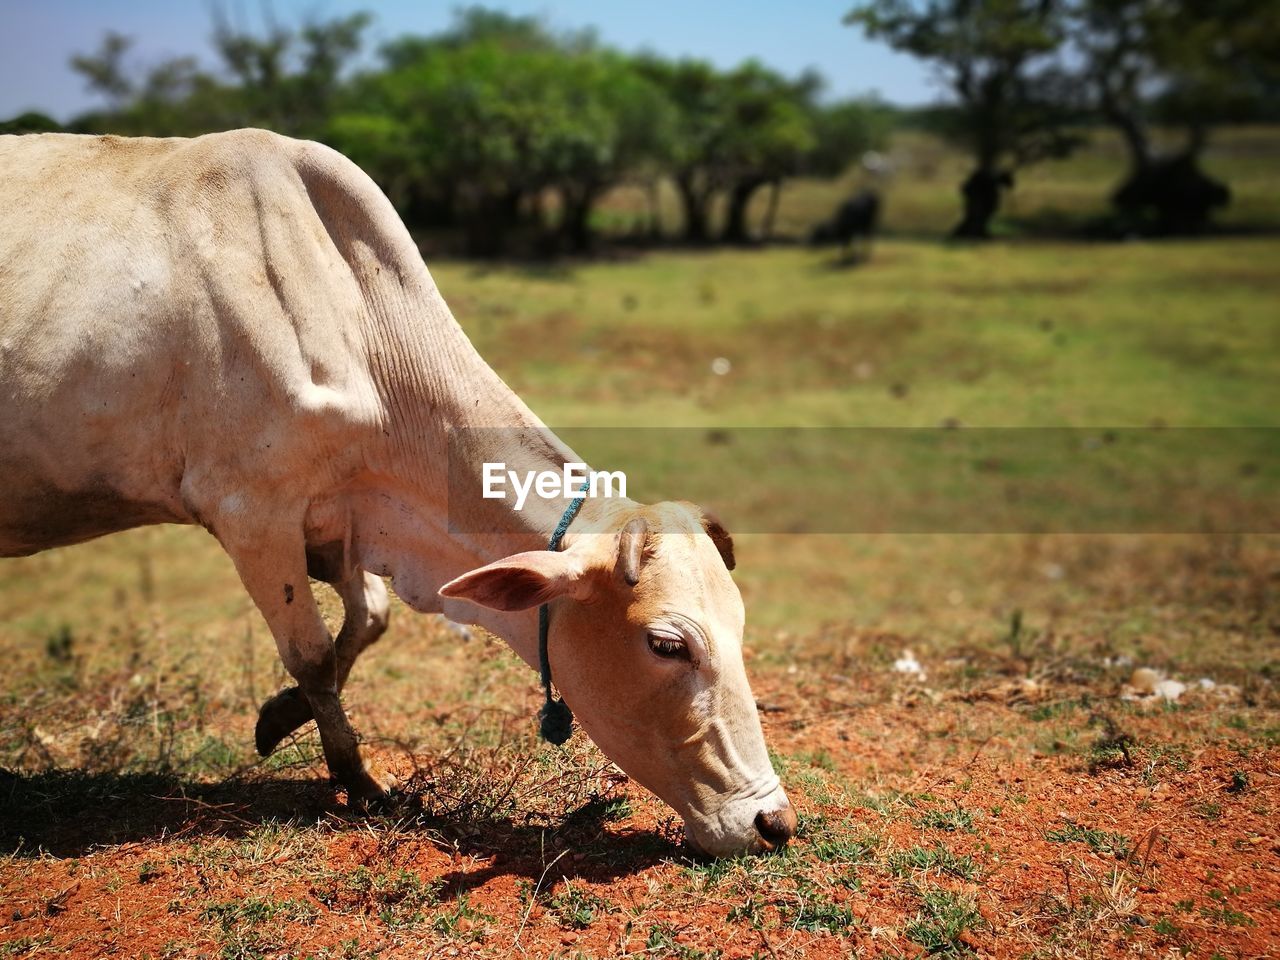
{"left": 69, "top": 32, "right": 135, "bottom": 109}
{"left": 0, "top": 112, "right": 62, "bottom": 134}
{"left": 635, "top": 57, "right": 725, "bottom": 242}
{"left": 546, "top": 54, "right": 676, "bottom": 252}
{"left": 638, "top": 58, "right": 823, "bottom": 243}
{"left": 211, "top": 10, "right": 370, "bottom": 136}
{"left": 717, "top": 64, "right": 821, "bottom": 244}
{"left": 846, "top": 0, "right": 1081, "bottom": 237}
{"left": 1077, "top": 0, "right": 1279, "bottom": 230}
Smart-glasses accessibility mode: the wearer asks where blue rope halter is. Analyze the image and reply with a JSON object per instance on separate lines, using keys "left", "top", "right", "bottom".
{"left": 537, "top": 490, "right": 587, "bottom": 745}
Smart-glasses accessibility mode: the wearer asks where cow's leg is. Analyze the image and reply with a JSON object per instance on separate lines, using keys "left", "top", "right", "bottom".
{"left": 225, "top": 533, "right": 394, "bottom": 805}
{"left": 255, "top": 570, "right": 390, "bottom": 757}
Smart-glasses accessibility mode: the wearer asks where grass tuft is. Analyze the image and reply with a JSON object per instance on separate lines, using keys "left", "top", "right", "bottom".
{"left": 905, "top": 888, "right": 981, "bottom": 955}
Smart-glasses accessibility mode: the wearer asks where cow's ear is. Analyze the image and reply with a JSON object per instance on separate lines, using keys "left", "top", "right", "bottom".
{"left": 701, "top": 511, "right": 736, "bottom": 571}
{"left": 439, "top": 550, "right": 593, "bottom": 612}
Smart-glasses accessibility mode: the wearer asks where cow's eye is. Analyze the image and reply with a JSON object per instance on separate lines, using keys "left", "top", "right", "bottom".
{"left": 647, "top": 632, "right": 690, "bottom": 661}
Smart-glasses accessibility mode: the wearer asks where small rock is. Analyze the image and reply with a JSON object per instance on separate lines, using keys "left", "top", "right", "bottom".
{"left": 893, "top": 650, "right": 927, "bottom": 680}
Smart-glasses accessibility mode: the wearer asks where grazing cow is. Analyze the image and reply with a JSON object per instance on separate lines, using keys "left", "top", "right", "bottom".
{"left": 0, "top": 130, "right": 795, "bottom": 857}
{"left": 810, "top": 189, "right": 881, "bottom": 262}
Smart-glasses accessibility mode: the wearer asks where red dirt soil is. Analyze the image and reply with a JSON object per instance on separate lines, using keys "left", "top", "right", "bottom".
{"left": 3, "top": 679, "right": 1277, "bottom": 959}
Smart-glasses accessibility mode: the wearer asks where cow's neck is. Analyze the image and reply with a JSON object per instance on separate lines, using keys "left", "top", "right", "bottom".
{"left": 350, "top": 276, "right": 611, "bottom": 670}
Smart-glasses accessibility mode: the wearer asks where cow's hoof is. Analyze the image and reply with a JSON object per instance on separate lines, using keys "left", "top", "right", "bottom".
{"left": 345, "top": 762, "right": 401, "bottom": 811}
{"left": 254, "top": 687, "right": 313, "bottom": 757}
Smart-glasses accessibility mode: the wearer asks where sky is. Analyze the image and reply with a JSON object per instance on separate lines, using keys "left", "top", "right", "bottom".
{"left": 0, "top": 0, "right": 938, "bottom": 121}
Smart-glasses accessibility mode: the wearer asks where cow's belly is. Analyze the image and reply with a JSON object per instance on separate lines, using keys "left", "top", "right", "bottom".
{"left": 0, "top": 461, "right": 187, "bottom": 557}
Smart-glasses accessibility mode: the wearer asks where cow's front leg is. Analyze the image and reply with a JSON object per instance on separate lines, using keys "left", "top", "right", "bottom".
{"left": 225, "top": 534, "right": 395, "bottom": 806}
{"left": 255, "top": 570, "right": 390, "bottom": 757}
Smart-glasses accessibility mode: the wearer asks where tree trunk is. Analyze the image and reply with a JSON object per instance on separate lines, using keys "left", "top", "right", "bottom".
{"left": 461, "top": 189, "right": 522, "bottom": 258}
{"left": 645, "top": 179, "right": 663, "bottom": 240}
{"left": 1111, "top": 107, "right": 1151, "bottom": 172}
{"left": 721, "top": 178, "right": 767, "bottom": 244}
{"left": 952, "top": 165, "right": 1011, "bottom": 240}
{"left": 760, "top": 179, "right": 782, "bottom": 242}
{"left": 559, "top": 185, "right": 598, "bottom": 253}
{"left": 676, "top": 175, "right": 712, "bottom": 243}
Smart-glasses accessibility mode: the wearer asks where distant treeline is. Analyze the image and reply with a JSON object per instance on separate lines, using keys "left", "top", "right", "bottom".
{"left": 3, "top": 9, "right": 894, "bottom": 256}
{"left": 4, "top": 4, "right": 1276, "bottom": 249}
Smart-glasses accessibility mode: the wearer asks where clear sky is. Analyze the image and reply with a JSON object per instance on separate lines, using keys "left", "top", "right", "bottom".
{"left": 0, "top": 0, "right": 939, "bottom": 122}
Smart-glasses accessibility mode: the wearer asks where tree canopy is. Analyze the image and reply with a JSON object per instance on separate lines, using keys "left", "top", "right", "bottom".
{"left": 53, "top": 7, "right": 884, "bottom": 254}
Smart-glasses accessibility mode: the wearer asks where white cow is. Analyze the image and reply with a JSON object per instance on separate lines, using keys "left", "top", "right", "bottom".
{"left": 0, "top": 130, "right": 795, "bottom": 857}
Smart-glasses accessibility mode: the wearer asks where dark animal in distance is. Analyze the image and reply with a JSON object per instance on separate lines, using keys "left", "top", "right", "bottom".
{"left": 810, "top": 190, "right": 881, "bottom": 262}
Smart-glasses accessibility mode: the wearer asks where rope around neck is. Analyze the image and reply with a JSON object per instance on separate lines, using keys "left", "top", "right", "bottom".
{"left": 538, "top": 490, "right": 587, "bottom": 745}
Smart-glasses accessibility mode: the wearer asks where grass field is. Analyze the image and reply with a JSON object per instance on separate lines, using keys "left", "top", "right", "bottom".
{"left": 2, "top": 130, "right": 1278, "bottom": 959}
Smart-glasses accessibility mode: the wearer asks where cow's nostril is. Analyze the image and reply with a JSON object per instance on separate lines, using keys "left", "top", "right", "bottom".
{"left": 754, "top": 804, "right": 798, "bottom": 850}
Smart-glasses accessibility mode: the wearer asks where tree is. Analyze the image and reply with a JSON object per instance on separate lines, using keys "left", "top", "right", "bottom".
{"left": 636, "top": 58, "right": 725, "bottom": 243}
{"left": 0, "top": 112, "right": 62, "bottom": 134}
{"left": 716, "top": 64, "right": 820, "bottom": 244}
{"left": 638, "top": 58, "right": 823, "bottom": 244}
{"left": 70, "top": 32, "right": 135, "bottom": 110}
{"left": 545, "top": 54, "right": 675, "bottom": 252}
{"left": 69, "top": 12, "right": 370, "bottom": 139}
{"left": 1076, "top": 0, "right": 1279, "bottom": 232}
{"left": 846, "top": 0, "right": 1081, "bottom": 238}
{"left": 70, "top": 32, "right": 210, "bottom": 136}
{"left": 211, "top": 10, "right": 370, "bottom": 137}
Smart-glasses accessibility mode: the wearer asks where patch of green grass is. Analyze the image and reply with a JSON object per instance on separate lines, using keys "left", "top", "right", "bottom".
{"left": 1195, "top": 801, "right": 1223, "bottom": 821}
{"left": 681, "top": 853, "right": 740, "bottom": 888}
{"left": 1028, "top": 699, "right": 1084, "bottom": 722}
{"left": 1044, "top": 823, "right": 1131, "bottom": 859}
{"left": 644, "top": 922, "right": 722, "bottom": 959}
{"left": 1152, "top": 916, "right": 1182, "bottom": 937}
{"left": 1200, "top": 889, "right": 1255, "bottom": 927}
{"left": 887, "top": 844, "right": 980, "bottom": 880}
{"left": 783, "top": 883, "right": 856, "bottom": 935}
{"left": 914, "top": 807, "right": 978, "bottom": 834}
{"left": 803, "top": 815, "right": 879, "bottom": 869}
{"left": 726, "top": 896, "right": 767, "bottom": 928}
{"left": 201, "top": 896, "right": 317, "bottom": 929}
{"left": 313, "top": 866, "right": 441, "bottom": 928}
{"left": 201, "top": 896, "right": 317, "bottom": 960}
{"left": 431, "top": 894, "right": 495, "bottom": 942}
{"left": 137, "top": 859, "right": 162, "bottom": 883}
{"left": 904, "top": 888, "right": 981, "bottom": 956}
{"left": 546, "top": 882, "right": 612, "bottom": 929}
{"left": 797, "top": 748, "right": 837, "bottom": 772}
{"left": 2, "top": 936, "right": 53, "bottom": 957}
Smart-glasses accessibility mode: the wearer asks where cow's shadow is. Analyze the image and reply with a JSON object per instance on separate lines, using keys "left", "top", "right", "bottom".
{"left": 0, "top": 767, "right": 681, "bottom": 888}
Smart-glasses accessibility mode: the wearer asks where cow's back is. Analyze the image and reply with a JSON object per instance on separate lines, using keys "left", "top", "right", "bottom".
{"left": 0, "top": 130, "right": 393, "bottom": 555}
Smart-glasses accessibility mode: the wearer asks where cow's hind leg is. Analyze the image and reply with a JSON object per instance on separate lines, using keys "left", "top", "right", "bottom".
{"left": 255, "top": 569, "right": 390, "bottom": 757}
{"left": 223, "top": 526, "right": 394, "bottom": 805}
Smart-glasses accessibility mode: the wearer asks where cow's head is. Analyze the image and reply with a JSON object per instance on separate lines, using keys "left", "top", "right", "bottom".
{"left": 439, "top": 500, "right": 794, "bottom": 857}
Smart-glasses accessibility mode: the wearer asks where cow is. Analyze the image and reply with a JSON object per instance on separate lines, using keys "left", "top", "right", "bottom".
{"left": 0, "top": 129, "right": 795, "bottom": 858}
{"left": 810, "top": 189, "right": 881, "bottom": 262}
